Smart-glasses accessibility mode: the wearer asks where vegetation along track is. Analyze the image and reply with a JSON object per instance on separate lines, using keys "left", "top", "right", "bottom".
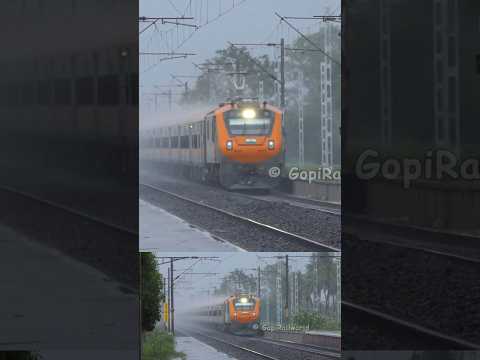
{"left": 141, "top": 182, "right": 339, "bottom": 252}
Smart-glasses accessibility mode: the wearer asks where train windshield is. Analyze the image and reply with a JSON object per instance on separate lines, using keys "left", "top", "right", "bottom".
{"left": 234, "top": 297, "right": 256, "bottom": 310}
{"left": 224, "top": 109, "right": 274, "bottom": 136}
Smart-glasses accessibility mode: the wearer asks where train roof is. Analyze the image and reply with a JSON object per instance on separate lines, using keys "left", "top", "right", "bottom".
{"left": 141, "top": 100, "right": 282, "bottom": 131}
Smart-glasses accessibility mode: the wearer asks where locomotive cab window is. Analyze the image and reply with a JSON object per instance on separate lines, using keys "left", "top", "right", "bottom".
{"left": 224, "top": 109, "right": 274, "bottom": 136}
{"left": 234, "top": 297, "right": 256, "bottom": 310}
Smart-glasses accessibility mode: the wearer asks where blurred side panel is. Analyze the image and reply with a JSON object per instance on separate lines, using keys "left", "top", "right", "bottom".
{"left": 342, "top": 0, "right": 480, "bottom": 350}
{"left": 0, "top": 1, "right": 139, "bottom": 358}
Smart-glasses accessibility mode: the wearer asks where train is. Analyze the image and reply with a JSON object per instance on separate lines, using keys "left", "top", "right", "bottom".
{"left": 195, "top": 294, "right": 262, "bottom": 335}
{"left": 141, "top": 98, "right": 284, "bottom": 190}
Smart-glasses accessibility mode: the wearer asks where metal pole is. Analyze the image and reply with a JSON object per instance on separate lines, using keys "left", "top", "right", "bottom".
{"left": 257, "top": 266, "right": 261, "bottom": 297}
{"left": 280, "top": 38, "right": 285, "bottom": 109}
{"left": 298, "top": 71, "right": 305, "bottom": 166}
{"left": 170, "top": 258, "right": 175, "bottom": 334}
{"left": 163, "top": 276, "right": 167, "bottom": 330}
{"left": 139, "top": 253, "right": 142, "bottom": 360}
{"left": 167, "top": 268, "right": 171, "bottom": 332}
{"left": 285, "top": 255, "right": 289, "bottom": 322}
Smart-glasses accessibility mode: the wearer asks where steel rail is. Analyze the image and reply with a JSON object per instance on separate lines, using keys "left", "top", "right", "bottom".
{"left": 342, "top": 300, "right": 480, "bottom": 350}
{"left": 0, "top": 185, "right": 137, "bottom": 236}
{"left": 184, "top": 330, "right": 282, "bottom": 360}
{"left": 344, "top": 215, "right": 480, "bottom": 263}
{"left": 256, "top": 337, "right": 340, "bottom": 358}
{"left": 140, "top": 182, "right": 340, "bottom": 252}
{"left": 237, "top": 192, "right": 341, "bottom": 216}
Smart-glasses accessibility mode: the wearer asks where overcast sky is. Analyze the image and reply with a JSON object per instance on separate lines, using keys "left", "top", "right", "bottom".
{"left": 155, "top": 251, "right": 339, "bottom": 312}
{"left": 139, "top": 0, "right": 340, "bottom": 115}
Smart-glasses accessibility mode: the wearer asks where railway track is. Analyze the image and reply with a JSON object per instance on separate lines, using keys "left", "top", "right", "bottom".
{"left": 182, "top": 330, "right": 281, "bottom": 360}
{"left": 0, "top": 184, "right": 137, "bottom": 236}
{"left": 0, "top": 184, "right": 138, "bottom": 289}
{"left": 344, "top": 215, "right": 480, "bottom": 263}
{"left": 256, "top": 337, "right": 340, "bottom": 358}
{"left": 342, "top": 300, "right": 480, "bottom": 350}
{"left": 140, "top": 182, "right": 340, "bottom": 252}
{"left": 184, "top": 329, "right": 335, "bottom": 360}
{"left": 233, "top": 191, "right": 341, "bottom": 216}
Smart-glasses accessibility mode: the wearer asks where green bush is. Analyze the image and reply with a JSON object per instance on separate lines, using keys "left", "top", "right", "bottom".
{"left": 141, "top": 252, "right": 163, "bottom": 332}
{"left": 142, "top": 329, "right": 186, "bottom": 360}
{"left": 291, "top": 311, "right": 340, "bottom": 331}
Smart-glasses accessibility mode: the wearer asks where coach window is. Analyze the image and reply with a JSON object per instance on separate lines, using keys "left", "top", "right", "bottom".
{"left": 54, "top": 78, "right": 72, "bottom": 106}
{"left": 162, "top": 137, "right": 169, "bottom": 148}
{"left": 180, "top": 135, "right": 189, "bottom": 148}
{"left": 38, "top": 80, "right": 51, "bottom": 105}
{"left": 127, "top": 73, "right": 139, "bottom": 106}
{"left": 21, "top": 81, "right": 35, "bottom": 106}
{"left": 0, "top": 84, "right": 6, "bottom": 107}
{"left": 76, "top": 77, "right": 94, "bottom": 105}
{"left": 7, "top": 82, "right": 19, "bottom": 107}
{"left": 98, "top": 74, "right": 119, "bottom": 105}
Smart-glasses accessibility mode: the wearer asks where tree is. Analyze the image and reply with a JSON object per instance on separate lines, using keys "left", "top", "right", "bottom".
{"left": 181, "top": 46, "right": 276, "bottom": 105}
{"left": 141, "top": 252, "right": 164, "bottom": 332}
{"left": 214, "top": 269, "right": 257, "bottom": 296}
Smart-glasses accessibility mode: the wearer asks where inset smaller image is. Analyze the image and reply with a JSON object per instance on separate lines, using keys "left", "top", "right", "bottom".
{"left": 141, "top": 251, "right": 341, "bottom": 360}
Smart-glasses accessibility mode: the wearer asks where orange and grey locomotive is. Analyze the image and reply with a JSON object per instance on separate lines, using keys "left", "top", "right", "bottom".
{"left": 143, "top": 98, "right": 284, "bottom": 190}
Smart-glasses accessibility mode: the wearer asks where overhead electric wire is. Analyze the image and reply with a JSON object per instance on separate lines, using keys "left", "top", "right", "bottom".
{"left": 275, "top": 12, "right": 340, "bottom": 66}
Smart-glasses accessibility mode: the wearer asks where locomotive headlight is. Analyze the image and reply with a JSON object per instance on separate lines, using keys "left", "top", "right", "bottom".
{"left": 239, "top": 297, "right": 248, "bottom": 303}
{"left": 226, "top": 140, "right": 233, "bottom": 150}
{"left": 242, "top": 108, "right": 256, "bottom": 119}
{"left": 268, "top": 140, "right": 275, "bottom": 149}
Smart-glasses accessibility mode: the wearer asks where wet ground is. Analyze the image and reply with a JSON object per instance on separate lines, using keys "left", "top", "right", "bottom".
{"left": 139, "top": 198, "right": 242, "bottom": 252}
{"left": 0, "top": 224, "right": 138, "bottom": 358}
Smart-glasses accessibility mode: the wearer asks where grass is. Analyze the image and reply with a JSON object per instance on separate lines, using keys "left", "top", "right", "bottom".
{"left": 291, "top": 311, "right": 341, "bottom": 332}
{"left": 142, "top": 329, "right": 186, "bottom": 360}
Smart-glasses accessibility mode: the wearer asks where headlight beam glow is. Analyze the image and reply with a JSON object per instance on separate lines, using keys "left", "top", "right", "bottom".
{"left": 241, "top": 108, "right": 256, "bottom": 119}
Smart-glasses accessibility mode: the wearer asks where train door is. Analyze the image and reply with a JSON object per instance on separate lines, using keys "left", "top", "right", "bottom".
{"left": 202, "top": 117, "right": 207, "bottom": 165}
{"left": 224, "top": 301, "right": 230, "bottom": 324}
{"left": 212, "top": 115, "right": 217, "bottom": 163}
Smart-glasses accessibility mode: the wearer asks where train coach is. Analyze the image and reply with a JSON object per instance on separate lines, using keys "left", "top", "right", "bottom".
{"left": 197, "top": 294, "right": 262, "bottom": 335}
{"left": 142, "top": 98, "right": 284, "bottom": 190}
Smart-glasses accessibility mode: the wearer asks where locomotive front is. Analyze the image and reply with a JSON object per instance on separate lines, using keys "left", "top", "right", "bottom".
{"left": 216, "top": 100, "right": 284, "bottom": 190}
{"left": 226, "top": 294, "right": 262, "bottom": 334}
